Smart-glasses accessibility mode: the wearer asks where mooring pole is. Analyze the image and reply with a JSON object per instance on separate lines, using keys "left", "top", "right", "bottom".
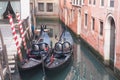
{"left": 16, "top": 12, "right": 28, "bottom": 53}
{"left": 8, "top": 14, "right": 23, "bottom": 62}
{"left": 0, "top": 57, "right": 4, "bottom": 80}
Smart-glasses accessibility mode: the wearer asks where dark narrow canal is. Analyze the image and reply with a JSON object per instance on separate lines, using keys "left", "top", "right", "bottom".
{"left": 19, "top": 21, "right": 118, "bottom": 80}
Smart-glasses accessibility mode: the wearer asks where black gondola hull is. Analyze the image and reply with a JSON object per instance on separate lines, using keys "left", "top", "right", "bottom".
{"left": 44, "top": 52, "right": 73, "bottom": 70}
{"left": 18, "top": 30, "right": 51, "bottom": 70}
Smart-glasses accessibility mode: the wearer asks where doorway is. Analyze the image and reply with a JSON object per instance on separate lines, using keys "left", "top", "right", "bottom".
{"left": 109, "top": 17, "right": 115, "bottom": 70}
{"left": 104, "top": 15, "right": 116, "bottom": 70}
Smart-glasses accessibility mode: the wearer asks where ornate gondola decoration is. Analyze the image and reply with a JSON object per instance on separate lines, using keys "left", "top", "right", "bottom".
{"left": 44, "top": 31, "right": 73, "bottom": 70}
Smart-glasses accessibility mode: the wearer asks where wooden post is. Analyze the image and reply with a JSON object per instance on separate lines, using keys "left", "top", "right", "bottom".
{"left": 0, "top": 29, "right": 4, "bottom": 80}
{"left": 0, "top": 30, "right": 4, "bottom": 80}
{"left": 0, "top": 56, "right": 4, "bottom": 80}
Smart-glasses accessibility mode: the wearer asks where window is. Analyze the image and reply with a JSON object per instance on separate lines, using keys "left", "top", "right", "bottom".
{"left": 100, "top": 21, "right": 103, "bottom": 35}
{"left": 38, "top": 3, "right": 44, "bottom": 11}
{"left": 64, "top": 0, "right": 66, "bottom": 5}
{"left": 110, "top": 0, "right": 114, "bottom": 7}
{"left": 91, "top": 17, "right": 95, "bottom": 30}
{"left": 47, "top": 3, "right": 53, "bottom": 12}
{"left": 79, "top": 0, "right": 82, "bottom": 5}
{"left": 100, "top": 0, "right": 104, "bottom": 6}
{"left": 89, "top": 0, "right": 91, "bottom": 4}
{"left": 73, "top": 0, "right": 75, "bottom": 4}
{"left": 85, "top": 14, "right": 88, "bottom": 26}
{"left": 93, "top": 0, "right": 96, "bottom": 5}
{"left": 76, "top": 0, "right": 78, "bottom": 5}
{"left": 83, "top": 0, "right": 85, "bottom": 4}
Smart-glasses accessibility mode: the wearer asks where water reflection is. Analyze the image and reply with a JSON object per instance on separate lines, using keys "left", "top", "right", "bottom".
{"left": 20, "top": 40, "right": 118, "bottom": 80}
{"left": 65, "top": 43, "right": 117, "bottom": 80}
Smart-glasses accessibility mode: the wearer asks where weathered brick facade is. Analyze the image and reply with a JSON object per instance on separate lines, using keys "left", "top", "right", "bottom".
{"left": 60, "top": 0, "right": 120, "bottom": 74}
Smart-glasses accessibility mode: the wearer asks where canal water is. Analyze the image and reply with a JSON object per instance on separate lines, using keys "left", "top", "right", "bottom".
{"left": 19, "top": 21, "right": 118, "bottom": 80}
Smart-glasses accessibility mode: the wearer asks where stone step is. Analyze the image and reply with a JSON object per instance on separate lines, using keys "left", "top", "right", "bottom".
{"left": 9, "top": 65, "right": 15, "bottom": 73}
{"left": 8, "top": 55, "right": 16, "bottom": 73}
{"left": 9, "top": 65, "right": 15, "bottom": 68}
{"left": 8, "top": 56, "right": 15, "bottom": 60}
{"left": 9, "top": 69, "right": 15, "bottom": 73}
{"left": 8, "top": 60, "right": 15, "bottom": 64}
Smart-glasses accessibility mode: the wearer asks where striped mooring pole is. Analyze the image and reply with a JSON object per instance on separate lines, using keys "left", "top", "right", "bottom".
{"left": 8, "top": 14, "right": 23, "bottom": 62}
{"left": 16, "top": 12, "right": 28, "bottom": 53}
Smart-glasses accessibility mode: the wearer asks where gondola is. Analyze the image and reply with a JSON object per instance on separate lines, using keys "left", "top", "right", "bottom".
{"left": 59, "top": 30, "right": 73, "bottom": 45}
{"left": 44, "top": 31, "right": 73, "bottom": 70}
{"left": 19, "top": 28, "right": 51, "bottom": 70}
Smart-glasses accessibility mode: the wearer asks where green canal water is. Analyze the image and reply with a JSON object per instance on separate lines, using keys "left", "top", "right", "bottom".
{"left": 19, "top": 21, "right": 119, "bottom": 80}
{"left": 20, "top": 37, "right": 118, "bottom": 80}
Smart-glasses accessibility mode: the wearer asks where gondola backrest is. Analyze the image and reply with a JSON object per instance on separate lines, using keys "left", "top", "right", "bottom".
{"left": 34, "top": 44, "right": 39, "bottom": 51}
{"left": 63, "top": 41, "right": 71, "bottom": 53}
{"left": 54, "top": 42, "right": 62, "bottom": 53}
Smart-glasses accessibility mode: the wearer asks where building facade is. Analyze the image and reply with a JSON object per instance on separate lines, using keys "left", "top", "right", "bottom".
{"left": 60, "top": 0, "right": 120, "bottom": 76}
{"left": 30, "top": 0, "right": 59, "bottom": 18}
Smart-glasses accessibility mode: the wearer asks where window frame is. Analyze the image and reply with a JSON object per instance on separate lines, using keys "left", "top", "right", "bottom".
{"left": 110, "top": 0, "right": 114, "bottom": 7}
{"left": 99, "top": 21, "right": 104, "bottom": 36}
{"left": 100, "top": 0, "right": 104, "bottom": 6}
{"left": 46, "top": 3, "right": 53, "bottom": 12}
{"left": 84, "top": 13, "right": 88, "bottom": 27}
{"left": 91, "top": 17, "right": 95, "bottom": 31}
{"left": 89, "top": 0, "right": 92, "bottom": 5}
{"left": 93, "top": 0, "right": 96, "bottom": 5}
{"left": 38, "top": 3, "right": 44, "bottom": 12}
